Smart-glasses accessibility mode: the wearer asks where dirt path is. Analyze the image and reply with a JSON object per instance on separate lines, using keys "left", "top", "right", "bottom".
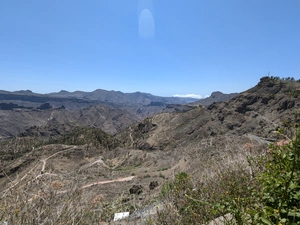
{"left": 128, "top": 126, "right": 134, "bottom": 147}
{"left": 2, "top": 147, "right": 76, "bottom": 198}
{"left": 27, "top": 176, "right": 136, "bottom": 200}
{"left": 6, "top": 146, "right": 136, "bottom": 201}
{"left": 81, "top": 176, "right": 135, "bottom": 188}
{"left": 41, "top": 147, "right": 74, "bottom": 172}
{"left": 1, "top": 163, "right": 40, "bottom": 198}
{"left": 88, "top": 158, "right": 110, "bottom": 169}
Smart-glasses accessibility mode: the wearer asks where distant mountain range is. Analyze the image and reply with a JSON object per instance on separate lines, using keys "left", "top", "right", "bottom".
{"left": 46, "top": 89, "right": 189, "bottom": 105}
{"left": 0, "top": 88, "right": 238, "bottom": 138}
{"left": 0, "top": 89, "right": 192, "bottom": 109}
{"left": 0, "top": 89, "right": 238, "bottom": 107}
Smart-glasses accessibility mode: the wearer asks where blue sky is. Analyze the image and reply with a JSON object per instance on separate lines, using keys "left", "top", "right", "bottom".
{"left": 0, "top": 0, "right": 300, "bottom": 98}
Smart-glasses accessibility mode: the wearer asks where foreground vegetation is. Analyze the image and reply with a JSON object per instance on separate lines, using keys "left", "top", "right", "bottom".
{"left": 0, "top": 173, "right": 151, "bottom": 224}
{"left": 1, "top": 127, "right": 299, "bottom": 224}
{"left": 153, "top": 127, "right": 300, "bottom": 225}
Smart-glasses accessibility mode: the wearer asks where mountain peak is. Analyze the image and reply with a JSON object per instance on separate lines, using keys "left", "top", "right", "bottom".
{"left": 192, "top": 91, "right": 238, "bottom": 106}
{"left": 211, "top": 91, "right": 224, "bottom": 98}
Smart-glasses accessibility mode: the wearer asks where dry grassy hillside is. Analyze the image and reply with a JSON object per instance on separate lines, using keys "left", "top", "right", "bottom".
{"left": 118, "top": 77, "right": 300, "bottom": 152}
{"left": 0, "top": 76, "right": 299, "bottom": 224}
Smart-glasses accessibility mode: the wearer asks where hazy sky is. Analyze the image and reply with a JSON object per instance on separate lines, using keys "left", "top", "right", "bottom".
{"left": 1, "top": 0, "right": 300, "bottom": 98}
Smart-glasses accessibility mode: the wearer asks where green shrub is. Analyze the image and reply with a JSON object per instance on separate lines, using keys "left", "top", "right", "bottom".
{"left": 247, "top": 129, "right": 300, "bottom": 225}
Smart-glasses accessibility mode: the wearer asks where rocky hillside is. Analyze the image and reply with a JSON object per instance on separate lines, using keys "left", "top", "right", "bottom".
{"left": 0, "top": 104, "right": 139, "bottom": 138}
{"left": 117, "top": 77, "right": 300, "bottom": 153}
{"left": 0, "top": 89, "right": 198, "bottom": 131}
{"left": 0, "top": 76, "right": 299, "bottom": 224}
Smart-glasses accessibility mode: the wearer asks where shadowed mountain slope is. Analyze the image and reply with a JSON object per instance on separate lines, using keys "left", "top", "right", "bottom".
{"left": 0, "top": 105, "right": 139, "bottom": 138}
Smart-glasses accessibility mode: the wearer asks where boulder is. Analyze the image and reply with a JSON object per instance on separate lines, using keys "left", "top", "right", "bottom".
{"left": 149, "top": 181, "right": 159, "bottom": 190}
{"left": 130, "top": 185, "right": 143, "bottom": 195}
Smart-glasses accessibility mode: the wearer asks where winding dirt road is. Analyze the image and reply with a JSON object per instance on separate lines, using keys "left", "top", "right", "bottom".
{"left": 81, "top": 176, "right": 135, "bottom": 188}
{"left": 4, "top": 146, "right": 136, "bottom": 201}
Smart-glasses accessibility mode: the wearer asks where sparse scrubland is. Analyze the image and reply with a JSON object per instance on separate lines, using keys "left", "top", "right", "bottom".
{"left": 152, "top": 126, "right": 300, "bottom": 225}
{"left": 1, "top": 77, "right": 300, "bottom": 224}
{"left": 1, "top": 125, "right": 300, "bottom": 224}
